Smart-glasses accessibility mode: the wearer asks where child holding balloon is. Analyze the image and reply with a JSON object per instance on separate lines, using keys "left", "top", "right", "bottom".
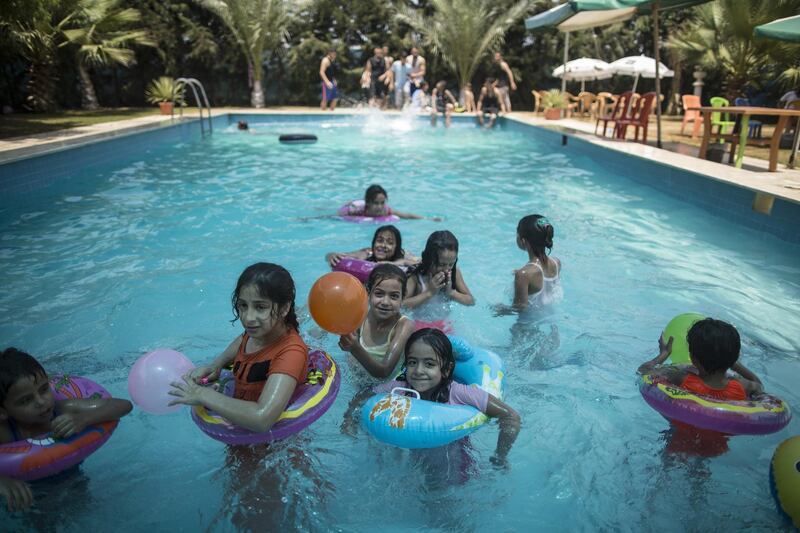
{"left": 338, "top": 264, "right": 415, "bottom": 379}
{"left": 0, "top": 347, "right": 132, "bottom": 511}
{"left": 404, "top": 231, "right": 474, "bottom": 309}
{"left": 168, "top": 263, "right": 308, "bottom": 433}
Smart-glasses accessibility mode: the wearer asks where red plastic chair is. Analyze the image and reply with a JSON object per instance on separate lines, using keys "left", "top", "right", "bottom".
{"left": 614, "top": 92, "right": 657, "bottom": 143}
{"left": 595, "top": 91, "right": 633, "bottom": 137}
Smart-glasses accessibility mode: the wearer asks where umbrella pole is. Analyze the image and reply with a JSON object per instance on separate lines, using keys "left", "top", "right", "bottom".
{"left": 653, "top": 1, "right": 663, "bottom": 148}
{"left": 561, "top": 32, "right": 570, "bottom": 94}
{"left": 581, "top": 79, "right": 585, "bottom": 93}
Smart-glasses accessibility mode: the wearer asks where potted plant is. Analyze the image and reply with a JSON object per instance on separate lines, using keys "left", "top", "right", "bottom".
{"left": 145, "top": 77, "right": 184, "bottom": 115}
{"left": 542, "top": 89, "right": 567, "bottom": 120}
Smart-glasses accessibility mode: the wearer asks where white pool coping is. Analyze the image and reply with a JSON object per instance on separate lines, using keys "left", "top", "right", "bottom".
{"left": 2, "top": 107, "right": 799, "bottom": 207}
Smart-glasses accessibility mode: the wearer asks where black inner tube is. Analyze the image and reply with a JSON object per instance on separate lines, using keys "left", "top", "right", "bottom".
{"left": 279, "top": 134, "right": 317, "bottom": 144}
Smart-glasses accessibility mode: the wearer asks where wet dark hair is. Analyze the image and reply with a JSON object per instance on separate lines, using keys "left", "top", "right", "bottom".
{"left": 399, "top": 328, "right": 454, "bottom": 404}
{"left": 517, "top": 214, "right": 554, "bottom": 263}
{"left": 687, "top": 318, "right": 741, "bottom": 373}
{"left": 414, "top": 230, "right": 459, "bottom": 289}
{"left": 231, "top": 263, "right": 299, "bottom": 332}
{"left": 367, "top": 225, "right": 404, "bottom": 262}
{"left": 0, "top": 348, "right": 47, "bottom": 406}
{"left": 366, "top": 263, "right": 407, "bottom": 298}
{"left": 237, "top": 120, "right": 249, "bottom": 130}
{"left": 365, "top": 184, "right": 388, "bottom": 204}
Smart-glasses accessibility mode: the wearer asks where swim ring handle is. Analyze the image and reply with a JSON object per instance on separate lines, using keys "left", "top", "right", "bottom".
{"left": 391, "top": 387, "right": 421, "bottom": 399}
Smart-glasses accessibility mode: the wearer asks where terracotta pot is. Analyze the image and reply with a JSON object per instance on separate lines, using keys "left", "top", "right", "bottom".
{"left": 544, "top": 108, "right": 562, "bottom": 120}
{"left": 158, "top": 101, "right": 173, "bottom": 115}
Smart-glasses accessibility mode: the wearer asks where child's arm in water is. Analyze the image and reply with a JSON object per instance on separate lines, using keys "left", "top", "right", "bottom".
{"left": 339, "top": 318, "right": 415, "bottom": 378}
{"left": 391, "top": 210, "right": 442, "bottom": 222}
{"left": 169, "top": 372, "right": 298, "bottom": 433}
{"left": 51, "top": 397, "right": 133, "bottom": 439}
{"left": 326, "top": 248, "right": 370, "bottom": 267}
{"left": 636, "top": 335, "right": 685, "bottom": 385}
{"left": 187, "top": 336, "right": 241, "bottom": 383}
{"left": 484, "top": 395, "right": 521, "bottom": 466}
{"left": 731, "top": 361, "right": 764, "bottom": 395}
{"left": 446, "top": 266, "right": 475, "bottom": 306}
{"left": 0, "top": 475, "right": 33, "bottom": 511}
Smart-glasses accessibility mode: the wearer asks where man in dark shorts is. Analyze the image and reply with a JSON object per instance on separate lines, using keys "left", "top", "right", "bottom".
{"left": 365, "top": 47, "right": 390, "bottom": 109}
{"left": 492, "top": 52, "right": 517, "bottom": 112}
{"left": 319, "top": 49, "right": 338, "bottom": 111}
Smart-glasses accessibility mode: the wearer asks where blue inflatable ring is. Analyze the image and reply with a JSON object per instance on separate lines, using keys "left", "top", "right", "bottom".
{"left": 361, "top": 335, "right": 505, "bottom": 449}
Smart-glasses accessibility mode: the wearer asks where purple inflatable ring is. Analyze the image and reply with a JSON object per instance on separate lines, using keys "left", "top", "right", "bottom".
{"left": 332, "top": 257, "right": 376, "bottom": 283}
{"left": 639, "top": 368, "right": 791, "bottom": 435}
{"left": 0, "top": 375, "right": 118, "bottom": 481}
{"left": 338, "top": 200, "right": 399, "bottom": 223}
{"left": 191, "top": 350, "right": 340, "bottom": 445}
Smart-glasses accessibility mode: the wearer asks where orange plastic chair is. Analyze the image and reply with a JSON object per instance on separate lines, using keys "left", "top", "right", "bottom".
{"left": 575, "top": 92, "right": 597, "bottom": 117}
{"left": 680, "top": 94, "right": 702, "bottom": 138}
{"left": 531, "top": 90, "right": 544, "bottom": 114}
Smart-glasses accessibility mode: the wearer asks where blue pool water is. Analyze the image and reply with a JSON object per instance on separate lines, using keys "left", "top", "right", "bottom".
{"left": 1, "top": 113, "right": 799, "bottom": 531}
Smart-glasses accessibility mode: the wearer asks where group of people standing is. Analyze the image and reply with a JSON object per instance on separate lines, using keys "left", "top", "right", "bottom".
{"left": 319, "top": 47, "right": 518, "bottom": 128}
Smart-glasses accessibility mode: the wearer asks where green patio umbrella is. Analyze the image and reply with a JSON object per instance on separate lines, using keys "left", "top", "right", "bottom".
{"left": 525, "top": 0, "right": 711, "bottom": 147}
{"left": 755, "top": 15, "right": 800, "bottom": 167}
{"left": 755, "top": 15, "right": 800, "bottom": 43}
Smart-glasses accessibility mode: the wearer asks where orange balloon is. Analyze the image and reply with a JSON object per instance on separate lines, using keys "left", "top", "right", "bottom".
{"left": 308, "top": 272, "right": 368, "bottom": 335}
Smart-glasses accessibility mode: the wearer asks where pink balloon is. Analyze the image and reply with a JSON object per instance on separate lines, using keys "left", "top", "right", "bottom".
{"left": 128, "top": 349, "right": 195, "bottom": 415}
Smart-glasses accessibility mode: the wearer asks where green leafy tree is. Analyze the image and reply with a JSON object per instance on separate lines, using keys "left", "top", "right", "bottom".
{"left": 396, "top": 0, "right": 536, "bottom": 99}
{"left": 195, "top": 0, "right": 295, "bottom": 107}
{"left": 0, "top": 0, "right": 62, "bottom": 111}
{"left": 58, "top": 0, "right": 155, "bottom": 109}
{"left": 668, "top": 0, "right": 800, "bottom": 100}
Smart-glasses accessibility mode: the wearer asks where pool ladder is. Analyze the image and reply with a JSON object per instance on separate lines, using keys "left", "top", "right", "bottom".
{"left": 171, "top": 78, "right": 213, "bottom": 136}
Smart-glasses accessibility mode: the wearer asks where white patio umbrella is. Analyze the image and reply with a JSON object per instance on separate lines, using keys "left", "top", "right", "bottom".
{"left": 609, "top": 55, "right": 674, "bottom": 94}
{"left": 552, "top": 57, "right": 613, "bottom": 92}
{"left": 610, "top": 55, "right": 674, "bottom": 115}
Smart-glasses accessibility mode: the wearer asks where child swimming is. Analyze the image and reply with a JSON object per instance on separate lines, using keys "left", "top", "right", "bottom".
{"left": 338, "top": 264, "right": 415, "bottom": 379}
{"left": 0, "top": 348, "right": 132, "bottom": 511}
{"left": 342, "top": 184, "right": 439, "bottom": 221}
{"left": 512, "top": 214, "right": 561, "bottom": 309}
{"left": 325, "top": 225, "right": 419, "bottom": 268}
{"left": 404, "top": 230, "right": 474, "bottom": 309}
{"left": 374, "top": 328, "right": 520, "bottom": 465}
{"left": 169, "top": 263, "right": 309, "bottom": 433}
{"left": 638, "top": 318, "right": 764, "bottom": 457}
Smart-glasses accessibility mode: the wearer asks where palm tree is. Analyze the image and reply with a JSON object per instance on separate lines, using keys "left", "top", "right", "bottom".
{"left": 668, "top": 0, "right": 800, "bottom": 100}
{"left": 195, "top": 0, "right": 293, "bottom": 108}
{"left": 395, "top": 0, "right": 536, "bottom": 100}
{"left": 58, "top": 0, "right": 155, "bottom": 110}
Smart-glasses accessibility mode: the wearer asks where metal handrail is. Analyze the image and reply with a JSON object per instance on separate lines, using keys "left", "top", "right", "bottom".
{"left": 171, "top": 77, "right": 213, "bottom": 136}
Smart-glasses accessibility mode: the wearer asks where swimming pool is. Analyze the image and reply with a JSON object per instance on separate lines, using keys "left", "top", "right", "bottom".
{"left": 1, "top": 113, "right": 798, "bottom": 531}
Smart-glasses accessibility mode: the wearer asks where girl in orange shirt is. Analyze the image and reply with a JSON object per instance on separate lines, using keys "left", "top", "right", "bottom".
{"left": 169, "top": 263, "right": 308, "bottom": 433}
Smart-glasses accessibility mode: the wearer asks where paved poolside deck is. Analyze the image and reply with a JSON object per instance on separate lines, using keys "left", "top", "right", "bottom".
{"left": 1, "top": 107, "right": 799, "bottom": 207}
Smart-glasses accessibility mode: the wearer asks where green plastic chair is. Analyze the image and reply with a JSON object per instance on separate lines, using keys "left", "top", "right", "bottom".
{"left": 709, "top": 96, "right": 736, "bottom": 137}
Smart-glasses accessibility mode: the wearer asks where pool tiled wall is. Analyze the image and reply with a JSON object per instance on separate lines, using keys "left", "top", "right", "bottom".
{"left": 504, "top": 119, "right": 800, "bottom": 244}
